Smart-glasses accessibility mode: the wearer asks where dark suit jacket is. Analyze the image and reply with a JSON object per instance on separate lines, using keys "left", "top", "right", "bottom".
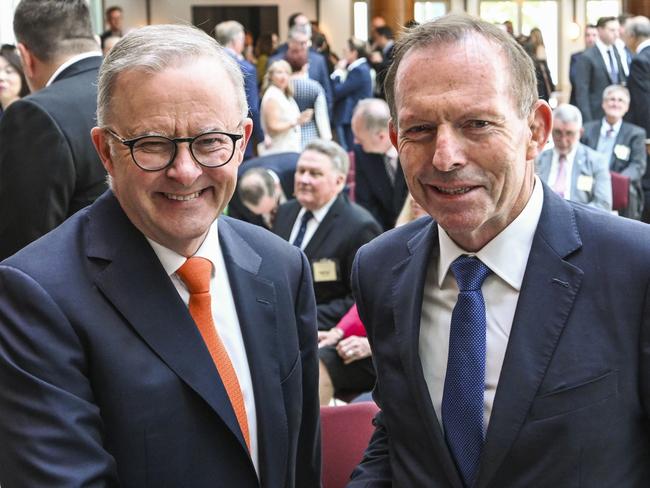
{"left": 569, "top": 50, "right": 584, "bottom": 106}
{"left": 574, "top": 46, "right": 625, "bottom": 122}
{"left": 229, "top": 52, "right": 264, "bottom": 160}
{"left": 0, "top": 56, "right": 106, "bottom": 260}
{"left": 269, "top": 50, "right": 333, "bottom": 117}
{"left": 581, "top": 120, "right": 647, "bottom": 219}
{"left": 625, "top": 46, "right": 650, "bottom": 136}
{"left": 353, "top": 146, "right": 408, "bottom": 231}
{"left": 0, "top": 191, "right": 321, "bottom": 487}
{"left": 348, "top": 184, "right": 650, "bottom": 487}
{"left": 332, "top": 60, "right": 372, "bottom": 127}
{"left": 273, "top": 193, "right": 382, "bottom": 330}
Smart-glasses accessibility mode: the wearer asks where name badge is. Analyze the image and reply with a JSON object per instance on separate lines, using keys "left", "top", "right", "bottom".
{"left": 614, "top": 144, "right": 631, "bottom": 161}
{"left": 312, "top": 259, "right": 338, "bottom": 282}
{"left": 577, "top": 174, "right": 594, "bottom": 192}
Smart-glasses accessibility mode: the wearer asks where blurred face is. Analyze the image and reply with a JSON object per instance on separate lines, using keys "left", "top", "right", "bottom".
{"left": 92, "top": 58, "right": 252, "bottom": 256}
{"left": 108, "top": 10, "right": 123, "bottom": 31}
{"left": 585, "top": 26, "right": 598, "bottom": 47}
{"left": 602, "top": 89, "right": 630, "bottom": 122}
{"left": 598, "top": 20, "right": 619, "bottom": 46}
{"left": 0, "top": 56, "right": 22, "bottom": 107}
{"left": 390, "top": 35, "right": 550, "bottom": 251}
{"left": 551, "top": 119, "right": 581, "bottom": 156}
{"left": 352, "top": 114, "right": 388, "bottom": 153}
{"left": 232, "top": 31, "right": 245, "bottom": 55}
{"left": 294, "top": 150, "right": 344, "bottom": 211}
{"left": 270, "top": 65, "right": 290, "bottom": 90}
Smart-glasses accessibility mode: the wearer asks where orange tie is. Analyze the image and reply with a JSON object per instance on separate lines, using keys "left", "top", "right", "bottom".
{"left": 176, "top": 257, "right": 250, "bottom": 451}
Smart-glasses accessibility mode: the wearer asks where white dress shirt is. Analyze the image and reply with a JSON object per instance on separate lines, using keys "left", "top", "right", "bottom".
{"left": 147, "top": 221, "right": 259, "bottom": 476}
{"left": 288, "top": 194, "right": 338, "bottom": 250}
{"left": 419, "top": 176, "right": 544, "bottom": 433}
{"left": 547, "top": 145, "right": 579, "bottom": 201}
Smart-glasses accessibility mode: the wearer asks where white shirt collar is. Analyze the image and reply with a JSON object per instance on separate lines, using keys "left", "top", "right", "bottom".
{"left": 146, "top": 219, "right": 221, "bottom": 276}
{"left": 595, "top": 38, "right": 615, "bottom": 55}
{"left": 348, "top": 57, "right": 367, "bottom": 71}
{"left": 46, "top": 51, "right": 102, "bottom": 87}
{"left": 437, "top": 175, "right": 544, "bottom": 290}
{"left": 637, "top": 39, "right": 650, "bottom": 53}
{"left": 553, "top": 143, "right": 579, "bottom": 164}
{"left": 600, "top": 117, "right": 622, "bottom": 135}
{"left": 298, "top": 193, "right": 339, "bottom": 224}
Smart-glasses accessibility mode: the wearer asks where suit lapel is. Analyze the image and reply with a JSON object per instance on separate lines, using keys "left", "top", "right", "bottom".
{"left": 274, "top": 201, "right": 301, "bottom": 241}
{"left": 219, "top": 218, "right": 287, "bottom": 487}
{"left": 88, "top": 194, "right": 252, "bottom": 461}
{"left": 391, "top": 221, "right": 465, "bottom": 488}
{"left": 303, "top": 194, "right": 344, "bottom": 256}
{"left": 476, "top": 186, "right": 584, "bottom": 487}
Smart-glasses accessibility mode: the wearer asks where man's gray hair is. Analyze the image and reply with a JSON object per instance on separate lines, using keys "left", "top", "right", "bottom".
{"left": 13, "top": 0, "right": 97, "bottom": 62}
{"left": 97, "top": 24, "right": 248, "bottom": 126}
{"left": 353, "top": 98, "right": 391, "bottom": 133}
{"left": 602, "top": 84, "right": 630, "bottom": 103}
{"left": 553, "top": 104, "right": 583, "bottom": 127}
{"left": 625, "top": 16, "right": 650, "bottom": 40}
{"left": 304, "top": 139, "right": 350, "bottom": 176}
{"left": 214, "top": 20, "right": 244, "bottom": 47}
{"left": 385, "top": 13, "right": 537, "bottom": 124}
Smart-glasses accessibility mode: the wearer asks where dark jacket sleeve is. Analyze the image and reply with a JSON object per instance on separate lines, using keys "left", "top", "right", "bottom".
{"left": 573, "top": 54, "right": 593, "bottom": 121}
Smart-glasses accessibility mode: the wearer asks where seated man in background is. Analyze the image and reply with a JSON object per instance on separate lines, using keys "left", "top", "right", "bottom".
{"left": 0, "top": 24, "right": 320, "bottom": 487}
{"left": 536, "top": 103, "right": 612, "bottom": 211}
{"left": 351, "top": 98, "right": 408, "bottom": 231}
{"left": 273, "top": 139, "right": 382, "bottom": 330}
{"left": 581, "top": 84, "right": 647, "bottom": 219}
{"left": 238, "top": 167, "right": 286, "bottom": 229}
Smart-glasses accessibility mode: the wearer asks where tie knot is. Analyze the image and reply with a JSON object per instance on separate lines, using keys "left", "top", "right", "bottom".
{"left": 176, "top": 257, "right": 212, "bottom": 294}
{"left": 301, "top": 210, "right": 313, "bottom": 224}
{"left": 450, "top": 255, "right": 491, "bottom": 292}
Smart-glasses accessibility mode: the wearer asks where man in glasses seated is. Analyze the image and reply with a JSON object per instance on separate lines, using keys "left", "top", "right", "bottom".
{"left": 0, "top": 24, "right": 320, "bottom": 488}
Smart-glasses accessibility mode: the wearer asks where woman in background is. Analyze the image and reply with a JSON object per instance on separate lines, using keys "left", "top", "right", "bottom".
{"left": 0, "top": 45, "right": 29, "bottom": 117}
{"left": 259, "top": 60, "right": 312, "bottom": 155}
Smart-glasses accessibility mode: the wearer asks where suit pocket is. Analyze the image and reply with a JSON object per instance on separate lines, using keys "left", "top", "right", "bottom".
{"left": 529, "top": 370, "right": 618, "bottom": 420}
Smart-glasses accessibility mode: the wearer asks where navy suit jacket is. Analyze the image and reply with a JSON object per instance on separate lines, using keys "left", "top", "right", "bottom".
{"left": 626, "top": 46, "right": 650, "bottom": 136}
{"left": 0, "top": 192, "right": 321, "bottom": 487}
{"left": 353, "top": 146, "right": 408, "bottom": 231}
{"left": 581, "top": 120, "right": 647, "bottom": 219}
{"left": 348, "top": 185, "right": 650, "bottom": 487}
{"left": 574, "top": 46, "right": 626, "bottom": 122}
{"left": 332, "top": 60, "right": 372, "bottom": 127}
{"left": 229, "top": 52, "right": 264, "bottom": 159}
{"left": 0, "top": 56, "right": 107, "bottom": 260}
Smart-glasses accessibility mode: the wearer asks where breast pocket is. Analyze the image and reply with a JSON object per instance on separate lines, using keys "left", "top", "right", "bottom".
{"left": 529, "top": 370, "right": 618, "bottom": 421}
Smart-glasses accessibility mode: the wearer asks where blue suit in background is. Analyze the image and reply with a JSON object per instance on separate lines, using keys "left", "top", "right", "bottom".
{"left": 229, "top": 52, "right": 264, "bottom": 159}
{"left": 332, "top": 59, "right": 372, "bottom": 150}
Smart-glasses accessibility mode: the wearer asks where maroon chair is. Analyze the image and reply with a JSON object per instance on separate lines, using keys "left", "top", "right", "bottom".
{"left": 321, "top": 401, "right": 379, "bottom": 488}
{"left": 610, "top": 171, "right": 630, "bottom": 212}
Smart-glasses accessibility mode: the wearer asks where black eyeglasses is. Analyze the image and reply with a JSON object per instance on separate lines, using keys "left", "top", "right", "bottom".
{"left": 105, "top": 128, "right": 244, "bottom": 171}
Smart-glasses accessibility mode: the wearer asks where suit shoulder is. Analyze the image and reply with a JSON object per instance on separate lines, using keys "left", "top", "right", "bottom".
{"left": 357, "top": 216, "right": 432, "bottom": 262}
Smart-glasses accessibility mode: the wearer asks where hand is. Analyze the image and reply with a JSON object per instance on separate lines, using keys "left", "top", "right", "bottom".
{"left": 318, "top": 328, "right": 344, "bottom": 348}
{"left": 336, "top": 336, "right": 371, "bottom": 365}
{"left": 298, "top": 109, "right": 314, "bottom": 125}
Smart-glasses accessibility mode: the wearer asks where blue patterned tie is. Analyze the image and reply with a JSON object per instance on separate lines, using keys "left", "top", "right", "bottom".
{"left": 442, "top": 255, "right": 492, "bottom": 487}
{"left": 292, "top": 210, "right": 313, "bottom": 248}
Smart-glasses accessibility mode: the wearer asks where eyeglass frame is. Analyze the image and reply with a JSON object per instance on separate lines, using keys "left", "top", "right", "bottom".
{"left": 104, "top": 128, "right": 244, "bottom": 172}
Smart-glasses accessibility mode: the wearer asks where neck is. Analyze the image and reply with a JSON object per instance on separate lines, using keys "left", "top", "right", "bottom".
{"left": 0, "top": 94, "right": 19, "bottom": 110}
{"left": 605, "top": 116, "right": 618, "bottom": 126}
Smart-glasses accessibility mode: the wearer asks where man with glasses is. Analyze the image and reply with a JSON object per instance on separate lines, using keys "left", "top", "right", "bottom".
{"left": 536, "top": 103, "right": 612, "bottom": 211}
{"left": 0, "top": 25, "right": 320, "bottom": 487}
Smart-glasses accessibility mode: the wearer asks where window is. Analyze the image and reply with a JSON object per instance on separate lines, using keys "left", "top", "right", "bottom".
{"left": 353, "top": 2, "right": 368, "bottom": 41}
{"left": 414, "top": 2, "right": 448, "bottom": 23}
{"left": 585, "top": 0, "right": 620, "bottom": 25}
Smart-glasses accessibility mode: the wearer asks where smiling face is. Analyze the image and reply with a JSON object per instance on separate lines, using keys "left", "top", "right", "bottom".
{"left": 294, "top": 149, "right": 345, "bottom": 211}
{"left": 270, "top": 63, "right": 291, "bottom": 91}
{"left": 602, "top": 88, "right": 630, "bottom": 123}
{"left": 390, "top": 35, "right": 549, "bottom": 251}
{"left": 91, "top": 58, "right": 252, "bottom": 256}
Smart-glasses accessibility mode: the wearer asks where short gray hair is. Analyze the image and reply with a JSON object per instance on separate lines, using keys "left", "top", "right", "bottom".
{"left": 303, "top": 139, "right": 350, "bottom": 176}
{"left": 602, "top": 84, "right": 630, "bottom": 103}
{"left": 97, "top": 24, "right": 247, "bottom": 126}
{"left": 553, "top": 104, "right": 583, "bottom": 127}
{"left": 385, "top": 13, "right": 537, "bottom": 123}
{"left": 214, "top": 20, "right": 244, "bottom": 46}
{"left": 625, "top": 16, "right": 650, "bottom": 40}
{"left": 238, "top": 167, "right": 276, "bottom": 206}
{"left": 352, "top": 98, "right": 391, "bottom": 133}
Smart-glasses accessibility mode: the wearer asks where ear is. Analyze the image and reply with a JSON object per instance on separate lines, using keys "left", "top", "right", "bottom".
{"left": 388, "top": 118, "right": 399, "bottom": 149}
{"left": 91, "top": 127, "right": 115, "bottom": 174}
{"left": 16, "top": 43, "right": 35, "bottom": 81}
{"left": 526, "top": 100, "right": 552, "bottom": 161}
{"left": 236, "top": 117, "right": 254, "bottom": 166}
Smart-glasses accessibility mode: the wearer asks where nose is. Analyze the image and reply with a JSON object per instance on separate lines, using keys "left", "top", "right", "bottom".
{"left": 165, "top": 143, "right": 202, "bottom": 186}
{"left": 431, "top": 125, "right": 465, "bottom": 172}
